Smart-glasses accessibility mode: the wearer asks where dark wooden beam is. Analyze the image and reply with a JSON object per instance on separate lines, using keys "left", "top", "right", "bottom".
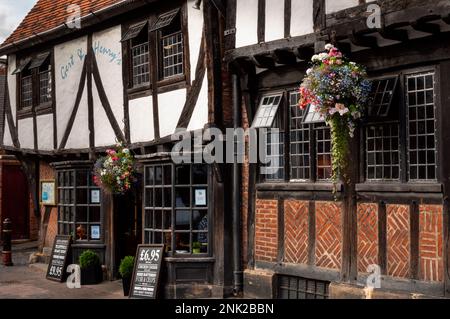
{"left": 58, "top": 58, "right": 87, "bottom": 150}
{"left": 313, "top": 0, "right": 326, "bottom": 32}
{"left": 296, "top": 46, "right": 314, "bottom": 61}
{"left": 349, "top": 31, "right": 378, "bottom": 49}
{"left": 224, "top": 0, "right": 237, "bottom": 51}
{"left": 379, "top": 27, "right": 409, "bottom": 42}
{"left": 87, "top": 34, "right": 95, "bottom": 153}
{"left": 51, "top": 48, "right": 57, "bottom": 150}
{"left": 149, "top": 29, "right": 160, "bottom": 139}
{"left": 257, "top": 0, "right": 266, "bottom": 43}
{"left": 410, "top": 201, "right": 420, "bottom": 280}
{"left": 4, "top": 81, "right": 20, "bottom": 148}
{"left": 411, "top": 15, "right": 441, "bottom": 35}
{"left": 378, "top": 201, "right": 387, "bottom": 275}
{"left": 253, "top": 53, "right": 275, "bottom": 69}
{"left": 284, "top": 0, "right": 291, "bottom": 38}
{"left": 273, "top": 48, "right": 297, "bottom": 65}
{"left": 308, "top": 201, "right": 316, "bottom": 266}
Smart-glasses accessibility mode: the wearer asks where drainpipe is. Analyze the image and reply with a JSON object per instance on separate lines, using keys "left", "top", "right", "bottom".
{"left": 232, "top": 73, "right": 243, "bottom": 295}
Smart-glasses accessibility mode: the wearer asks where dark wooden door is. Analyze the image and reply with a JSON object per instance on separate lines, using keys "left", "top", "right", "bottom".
{"left": 2, "top": 164, "right": 30, "bottom": 240}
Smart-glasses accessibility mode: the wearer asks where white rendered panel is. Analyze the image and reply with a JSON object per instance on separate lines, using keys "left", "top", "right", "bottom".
{"left": 236, "top": 0, "right": 258, "bottom": 47}
{"left": 291, "top": 0, "right": 314, "bottom": 36}
{"left": 129, "top": 96, "right": 155, "bottom": 143}
{"left": 265, "top": 0, "right": 285, "bottom": 42}
{"left": 36, "top": 114, "right": 54, "bottom": 150}
{"left": 18, "top": 118, "right": 34, "bottom": 149}
{"left": 187, "top": 76, "right": 208, "bottom": 132}
{"left": 325, "top": 0, "right": 359, "bottom": 14}
{"left": 187, "top": 0, "right": 204, "bottom": 82}
{"left": 158, "top": 89, "right": 187, "bottom": 138}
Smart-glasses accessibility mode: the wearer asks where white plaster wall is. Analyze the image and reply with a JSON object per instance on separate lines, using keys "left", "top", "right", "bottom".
{"left": 93, "top": 81, "right": 117, "bottom": 147}
{"left": 187, "top": 0, "right": 204, "bottom": 82}
{"left": 158, "top": 89, "right": 187, "bottom": 138}
{"left": 65, "top": 83, "right": 89, "bottom": 149}
{"left": 7, "top": 55, "right": 16, "bottom": 123}
{"left": 265, "top": 0, "right": 285, "bottom": 42}
{"left": 187, "top": 76, "right": 208, "bottom": 132}
{"left": 236, "top": 0, "right": 259, "bottom": 47}
{"left": 129, "top": 96, "right": 155, "bottom": 143}
{"left": 92, "top": 25, "right": 125, "bottom": 147}
{"left": 325, "top": 0, "right": 359, "bottom": 14}
{"left": 3, "top": 121, "right": 13, "bottom": 147}
{"left": 291, "top": 0, "right": 314, "bottom": 37}
{"left": 18, "top": 118, "right": 34, "bottom": 149}
{"left": 54, "top": 36, "right": 88, "bottom": 147}
{"left": 36, "top": 114, "right": 54, "bottom": 150}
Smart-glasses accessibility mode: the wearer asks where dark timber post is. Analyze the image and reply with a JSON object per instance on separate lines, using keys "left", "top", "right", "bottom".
{"left": 232, "top": 73, "right": 243, "bottom": 295}
{"left": 2, "top": 218, "right": 13, "bottom": 266}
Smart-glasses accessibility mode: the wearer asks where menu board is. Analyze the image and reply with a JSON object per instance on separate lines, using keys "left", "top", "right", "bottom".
{"left": 46, "top": 235, "right": 72, "bottom": 282}
{"left": 129, "top": 245, "right": 164, "bottom": 299}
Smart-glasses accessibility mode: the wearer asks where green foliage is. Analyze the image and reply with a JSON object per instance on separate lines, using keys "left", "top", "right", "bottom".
{"left": 79, "top": 250, "right": 101, "bottom": 269}
{"left": 192, "top": 242, "right": 201, "bottom": 249}
{"left": 329, "top": 116, "right": 349, "bottom": 187}
{"left": 119, "top": 256, "right": 135, "bottom": 278}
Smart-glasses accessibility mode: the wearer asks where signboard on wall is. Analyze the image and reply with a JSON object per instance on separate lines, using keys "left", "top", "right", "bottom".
{"left": 41, "top": 180, "right": 56, "bottom": 206}
{"left": 46, "top": 235, "right": 72, "bottom": 282}
{"left": 129, "top": 245, "right": 164, "bottom": 299}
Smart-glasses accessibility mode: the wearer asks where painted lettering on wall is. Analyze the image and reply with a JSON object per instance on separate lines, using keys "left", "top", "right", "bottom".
{"left": 92, "top": 40, "right": 122, "bottom": 66}
{"left": 59, "top": 41, "right": 121, "bottom": 80}
{"left": 60, "top": 48, "right": 86, "bottom": 80}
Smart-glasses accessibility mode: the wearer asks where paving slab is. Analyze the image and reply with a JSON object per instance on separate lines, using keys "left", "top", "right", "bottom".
{"left": 0, "top": 265, "right": 126, "bottom": 299}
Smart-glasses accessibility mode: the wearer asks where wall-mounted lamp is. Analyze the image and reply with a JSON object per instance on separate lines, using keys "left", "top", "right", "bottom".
{"left": 193, "top": 0, "right": 202, "bottom": 10}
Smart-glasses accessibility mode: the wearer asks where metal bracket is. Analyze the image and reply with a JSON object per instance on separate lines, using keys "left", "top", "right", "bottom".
{"left": 224, "top": 28, "right": 236, "bottom": 36}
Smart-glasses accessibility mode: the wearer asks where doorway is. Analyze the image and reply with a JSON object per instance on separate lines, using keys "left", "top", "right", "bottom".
{"left": 113, "top": 189, "right": 142, "bottom": 277}
{"left": 2, "top": 164, "right": 30, "bottom": 240}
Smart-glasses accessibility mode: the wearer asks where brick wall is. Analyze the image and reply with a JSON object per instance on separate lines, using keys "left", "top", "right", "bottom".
{"left": 357, "top": 203, "right": 379, "bottom": 273}
{"left": 419, "top": 205, "right": 443, "bottom": 282}
{"left": 387, "top": 205, "right": 410, "bottom": 278}
{"left": 315, "top": 201, "right": 342, "bottom": 270}
{"left": 255, "top": 199, "right": 278, "bottom": 262}
{"left": 284, "top": 200, "right": 309, "bottom": 264}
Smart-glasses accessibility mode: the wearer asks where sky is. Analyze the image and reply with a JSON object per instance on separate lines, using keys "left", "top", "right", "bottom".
{"left": 0, "top": 0, "right": 36, "bottom": 44}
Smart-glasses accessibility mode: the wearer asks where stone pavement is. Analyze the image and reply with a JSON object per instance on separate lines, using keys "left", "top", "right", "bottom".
{"left": 0, "top": 241, "right": 126, "bottom": 299}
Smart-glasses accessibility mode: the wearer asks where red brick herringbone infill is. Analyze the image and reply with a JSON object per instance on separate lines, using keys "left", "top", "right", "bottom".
{"left": 357, "top": 203, "right": 379, "bottom": 273}
{"left": 419, "top": 205, "right": 443, "bottom": 282}
{"left": 255, "top": 199, "right": 278, "bottom": 262}
{"left": 387, "top": 205, "right": 410, "bottom": 278}
{"left": 315, "top": 201, "right": 342, "bottom": 270}
{"left": 284, "top": 200, "right": 309, "bottom": 264}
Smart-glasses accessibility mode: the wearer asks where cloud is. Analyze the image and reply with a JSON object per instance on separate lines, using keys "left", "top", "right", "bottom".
{"left": 0, "top": 0, "right": 37, "bottom": 44}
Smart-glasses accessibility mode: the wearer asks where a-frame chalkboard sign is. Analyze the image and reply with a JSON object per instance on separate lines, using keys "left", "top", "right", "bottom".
{"left": 46, "top": 235, "right": 72, "bottom": 282}
{"left": 129, "top": 244, "right": 165, "bottom": 299}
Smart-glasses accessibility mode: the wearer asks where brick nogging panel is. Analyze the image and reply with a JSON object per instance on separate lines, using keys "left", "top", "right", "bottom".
{"left": 387, "top": 205, "right": 411, "bottom": 279}
{"left": 284, "top": 200, "right": 309, "bottom": 264}
{"left": 357, "top": 203, "right": 379, "bottom": 273}
{"left": 419, "top": 205, "right": 443, "bottom": 282}
{"left": 255, "top": 199, "right": 278, "bottom": 262}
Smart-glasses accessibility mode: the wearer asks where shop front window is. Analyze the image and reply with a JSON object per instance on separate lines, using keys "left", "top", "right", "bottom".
{"left": 57, "top": 169, "right": 102, "bottom": 242}
{"left": 143, "top": 164, "right": 209, "bottom": 256}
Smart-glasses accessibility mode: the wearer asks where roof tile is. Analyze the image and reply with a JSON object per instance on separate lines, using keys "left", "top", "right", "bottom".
{"left": 1, "top": 0, "right": 123, "bottom": 48}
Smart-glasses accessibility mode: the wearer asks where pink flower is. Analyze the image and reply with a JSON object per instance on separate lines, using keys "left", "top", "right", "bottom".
{"left": 335, "top": 103, "right": 349, "bottom": 116}
{"left": 112, "top": 156, "right": 119, "bottom": 161}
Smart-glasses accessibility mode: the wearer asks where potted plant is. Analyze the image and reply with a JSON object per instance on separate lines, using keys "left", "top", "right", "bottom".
{"left": 192, "top": 242, "right": 201, "bottom": 254}
{"left": 79, "top": 250, "right": 102, "bottom": 285}
{"left": 119, "top": 256, "right": 135, "bottom": 296}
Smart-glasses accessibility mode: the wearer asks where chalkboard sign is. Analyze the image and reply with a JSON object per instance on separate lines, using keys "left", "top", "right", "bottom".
{"left": 129, "top": 244, "right": 164, "bottom": 299}
{"left": 46, "top": 235, "right": 72, "bottom": 282}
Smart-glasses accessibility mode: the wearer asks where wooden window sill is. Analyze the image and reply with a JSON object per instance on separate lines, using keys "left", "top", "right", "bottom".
{"left": 256, "top": 182, "right": 343, "bottom": 193}
{"left": 36, "top": 103, "right": 53, "bottom": 116}
{"left": 17, "top": 107, "right": 33, "bottom": 120}
{"left": 356, "top": 182, "right": 443, "bottom": 194}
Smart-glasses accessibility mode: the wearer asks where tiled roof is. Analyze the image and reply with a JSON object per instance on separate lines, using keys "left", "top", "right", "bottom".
{"left": 1, "top": 0, "right": 124, "bottom": 48}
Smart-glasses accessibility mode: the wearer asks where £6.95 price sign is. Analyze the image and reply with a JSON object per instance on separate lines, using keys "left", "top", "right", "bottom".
{"left": 129, "top": 245, "right": 165, "bottom": 299}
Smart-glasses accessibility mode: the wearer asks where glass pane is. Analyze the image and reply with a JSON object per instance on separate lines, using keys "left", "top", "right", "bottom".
{"left": 192, "top": 165, "right": 207, "bottom": 185}
{"left": 154, "top": 210, "right": 163, "bottom": 230}
{"left": 76, "top": 206, "right": 88, "bottom": 222}
{"left": 145, "top": 210, "right": 154, "bottom": 229}
{"left": 76, "top": 189, "right": 87, "bottom": 204}
{"left": 176, "top": 165, "right": 191, "bottom": 185}
{"left": 146, "top": 166, "right": 154, "bottom": 186}
{"left": 163, "top": 165, "right": 172, "bottom": 185}
{"left": 193, "top": 210, "right": 208, "bottom": 232}
{"left": 175, "top": 210, "right": 190, "bottom": 230}
{"left": 164, "top": 232, "right": 172, "bottom": 252}
{"left": 76, "top": 170, "right": 88, "bottom": 186}
{"left": 193, "top": 232, "right": 208, "bottom": 253}
{"left": 175, "top": 233, "right": 190, "bottom": 253}
{"left": 76, "top": 224, "right": 87, "bottom": 240}
{"left": 193, "top": 188, "right": 207, "bottom": 207}
{"left": 163, "top": 212, "right": 172, "bottom": 230}
{"left": 155, "top": 166, "right": 163, "bottom": 185}
{"left": 89, "top": 206, "right": 101, "bottom": 223}
{"left": 145, "top": 188, "right": 153, "bottom": 208}
{"left": 89, "top": 225, "right": 101, "bottom": 240}
{"left": 175, "top": 188, "right": 190, "bottom": 208}
{"left": 163, "top": 188, "right": 172, "bottom": 207}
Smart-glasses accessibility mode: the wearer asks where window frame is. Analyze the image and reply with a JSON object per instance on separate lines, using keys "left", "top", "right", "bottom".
{"left": 16, "top": 51, "right": 54, "bottom": 119}
{"left": 256, "top": 88, "right": 333, "bottom": 185}
{"left": 143, "top": 163, "right": 212, "bottom": 258}
{"left": 123, "top": 3, "right": 190, "bottom": 99}
{"left": 57, "top": 168, "right": 104, "bottom": 243}
{"left": 361, "top": 65, "right": 440, "bottom": 185}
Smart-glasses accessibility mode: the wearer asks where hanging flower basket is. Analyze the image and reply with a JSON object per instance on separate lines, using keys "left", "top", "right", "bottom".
{"left": 93, "top": 143, "right": 137, "bottom": 195}
{"left": 299, "top": 44, "right": 371, "bottom": 183}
